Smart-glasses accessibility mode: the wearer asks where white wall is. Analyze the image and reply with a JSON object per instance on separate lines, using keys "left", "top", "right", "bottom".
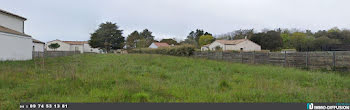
{"left": 209, "top": 40, "right": 261, "bottom": 51}
{"left": 201, "top": 47, "right": 209, "bottom": 51}
{"left": 33, "top": 43, "right": 45, "bottom": 52}
{"left": 208, "top": 41, "right": 224, "bottom": 51}
{"left": 46, "top": 40, "right": 71, "bottom": 51}
{"left": 83, "top": 44, "right": 101, "bottom": 53}
{"left": 70, "top": 45, "right": 84, "bottom": 53}
{"left": 226, "top": 40, "right": 261, "bottom": 51}
{"left": 149, "top": 43, "right": 158, "bottom": 48}
{"left": 0, "top": 32, "right": 32, "bottom": 61}
{"left": 0, "top": 13, "right": 24, "bottom": 33}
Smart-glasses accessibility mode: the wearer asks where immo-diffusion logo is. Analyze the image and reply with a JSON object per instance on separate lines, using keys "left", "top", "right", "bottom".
{"left": 307, "top": 103, "right": 350, "bottom": 110}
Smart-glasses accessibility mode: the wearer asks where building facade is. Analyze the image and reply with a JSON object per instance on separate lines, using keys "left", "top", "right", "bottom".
{"left": 202, "top": 39, "right": 261, "bottom": 52}
{"left": 46, "top": 40, "right": 102, "bottom": 53}
{"left": 32, "top": 39, "right": 45, "bottom": 52}
{"left": 0, "top": 9, "right": 33, "bottom": 61}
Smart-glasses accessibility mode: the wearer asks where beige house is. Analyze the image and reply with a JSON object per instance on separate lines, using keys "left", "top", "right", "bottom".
{"left": 46, "top": 39, "right": 102, "bottom": 53}
{"left": 201, "top": 39, "right": 261, "bottom": 51}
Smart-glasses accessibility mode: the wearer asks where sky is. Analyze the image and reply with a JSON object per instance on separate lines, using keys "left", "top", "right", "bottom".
{"left": 1, "top": 0, "right": 350, "bottom": 42}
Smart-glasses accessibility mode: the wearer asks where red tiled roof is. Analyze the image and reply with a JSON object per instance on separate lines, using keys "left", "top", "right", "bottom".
{"left": 0, "top": 9, "right": 27, "bottom": 20}
{"left": 154, "top": 42, "right": 170, "bottom": 47}
{"left": 0, "top": 25, "right": 31, "bottom": 37}
{"left": 62, "top": 41, "right": 88, "bottom": 45}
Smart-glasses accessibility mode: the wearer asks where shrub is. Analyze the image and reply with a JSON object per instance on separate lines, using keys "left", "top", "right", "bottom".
{"left": 129, "top": 45, "right": 195, "bottom": 56}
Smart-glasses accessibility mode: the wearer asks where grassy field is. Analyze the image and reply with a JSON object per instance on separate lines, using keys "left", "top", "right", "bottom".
{"left": 0, "top": 54, "right": 349, "bottom": 109}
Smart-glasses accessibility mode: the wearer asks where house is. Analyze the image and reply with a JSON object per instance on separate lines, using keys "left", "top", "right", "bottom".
{"left": 201, "top": 44, "right": 210, "bottom": 51}
{"left": 32, "top": 39, "right": 45, "bottom": 52}
{"left": 149, "top": 42, "right": 170, "bottom": 48}
{"left": 0, "top": 9, "right": 33, "bottom": 61}
{"left": 46, "top": 39, "right": 102, "bottom": 53}
{"left": 202, "top": 39, "right": 261, "bottom": 51}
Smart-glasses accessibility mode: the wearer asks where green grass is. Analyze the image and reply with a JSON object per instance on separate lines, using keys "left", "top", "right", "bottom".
{"left": 0, "top": 54, "right": 349, "bottom": 109}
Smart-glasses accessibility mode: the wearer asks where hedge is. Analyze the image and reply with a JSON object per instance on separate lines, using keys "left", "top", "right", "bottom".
{"left": 129, "top": 45, "right": 195, "bottom": 56}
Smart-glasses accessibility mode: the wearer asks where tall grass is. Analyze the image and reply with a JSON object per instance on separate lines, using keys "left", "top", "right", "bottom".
{"left": 0, "top": 54, "right": 349, "bottom": 109}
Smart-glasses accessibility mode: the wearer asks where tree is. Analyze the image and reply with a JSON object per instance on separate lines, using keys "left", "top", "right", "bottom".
{"left": 184, "top": 29, "right": 212, "bottom": 48}
{"left": 140, "top": 29, "right": 155, "bottom": 47}
{"left": 250, "top": 31, "right": 283, "bottom": 51}
{"left": 233, "top": 29, "right": 254, "bottom": 40}
{"left": 260, "top": 31, "right": 283, "bottom": 51}
{"left": 281, "top": 33, "right": 293, "bottom": 49}
{"left": 89, "top": 22, "right": 125, "bottom": 52}
{"left": 341, "top": 29, "right": 350, "bottom": 44}
{"left": 312, "top": 36, "right": 340, "bottom": 50}
{"left": 160, "top": 38, "right": 178, "bottom": 45}
{"left": 48, "top": 43, "right": 60, "bottom": 51}
{"left": 199, "top": 35, "right": 214, "bottom": 46}
{"left": 290, "top": 32, "right": 314, "bottom": 51}
{"left": 126, "top": 31, "right": 141, "bottom": 49}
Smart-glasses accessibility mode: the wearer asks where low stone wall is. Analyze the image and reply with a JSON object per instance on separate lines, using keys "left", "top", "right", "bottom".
{"left": 194, "top": 51, "right": 350, "bottom": 71}
{"left": 32, "top": 51, "right": 80, "bottom": 58}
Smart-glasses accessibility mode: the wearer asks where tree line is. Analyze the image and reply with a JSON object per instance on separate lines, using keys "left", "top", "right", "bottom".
{"left": 216, "top": 28, "right": 350, "bottom": 51}
{"left": 88, "top": 22, "right": 350, "bottom": 52}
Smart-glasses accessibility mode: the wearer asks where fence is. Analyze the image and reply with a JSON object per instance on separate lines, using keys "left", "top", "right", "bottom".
{"left": 193, "top": 51, "right": 350, "bottom": 71}
{"left": 32, "top": 51, "right": 80, "bottom": 58}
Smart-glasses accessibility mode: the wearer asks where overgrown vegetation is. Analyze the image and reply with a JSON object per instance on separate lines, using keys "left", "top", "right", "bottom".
{"left": 0, "top": 54, "right": 349, "bottom": 109}
{"left": 216, "top": 27, "right": 350, "bottom": 51}
{"left": 129, "top": 45, "right": 195, "bottom": 56}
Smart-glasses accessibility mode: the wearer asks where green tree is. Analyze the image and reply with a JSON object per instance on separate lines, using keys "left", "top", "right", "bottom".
{"left": 260, "top": 31, "right": 283, "bottom": 51}
{"left": 184, "top": 29, "right": 212, "bottom": 48}
{"left": 341, "top": 29, "right": 350, "bottom": 44}
{"left": 312, "top": 36, "right": 339, "bottom": 50}
{"left": 89, "top": 22, "right": 125, "bottom": 52}
{"left": 126, "top": 31, "right": 141, "bottom": 49}
{"left": 199, "top": 35, "right": 214, "bottom": 46}
{"left": 140, "top": 29, "right": 155, "bottom": 47}
{"left": 281, "top": 33, "right": 293, "bottom": 49}
{"left": 233, "top": 29, "right": 254, "bottom": 40}
{"left": 160, "top": 38, "right": 178, "bottom": 45}
{"left": 250, "top": 31, "right": 283, "bottom": 51}
{"left": 48, "top": 43, "right": 60, "bottom": 51}
{"left": 290, "top": 32, "right": 314, "bottom": 51}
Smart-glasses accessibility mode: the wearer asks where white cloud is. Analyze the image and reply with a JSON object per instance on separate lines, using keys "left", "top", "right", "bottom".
{"left": 1, "top": 0, "right": 349, "bottom": 42}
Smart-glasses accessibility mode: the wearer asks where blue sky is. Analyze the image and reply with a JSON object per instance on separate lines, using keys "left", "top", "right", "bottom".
{"left": 1, "top": 0, "right": 350, "bottom": 42}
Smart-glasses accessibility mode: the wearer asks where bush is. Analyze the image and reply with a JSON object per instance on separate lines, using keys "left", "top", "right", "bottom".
{"left": 129, "top": 45, "right": 195, "bottom": 56}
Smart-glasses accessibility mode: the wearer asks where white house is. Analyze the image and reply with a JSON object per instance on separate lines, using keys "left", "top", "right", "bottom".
{"left": 0, "top": 9, "right": 33, "bottom": 61}
{"left": 32, "top": 39, "right": 45, "bottom": 52}
{"left": 202, "top": 39, "right": 261, "bottom": 51}
{"left": 149, "top": 42, "right": 170, "bottom": 48}
{"left": 46, "top": 39, "right": 102, "bottom": 53}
